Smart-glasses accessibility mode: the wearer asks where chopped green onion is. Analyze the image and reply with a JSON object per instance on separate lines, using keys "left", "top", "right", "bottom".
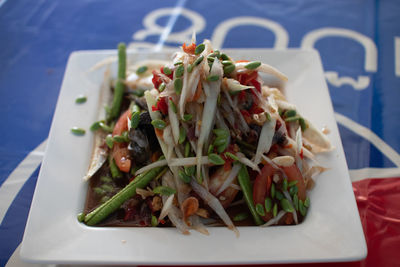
{"left": 304, "top": 196, "right": 310, "bottom": 208}
{"left": 183, "top": 114, "right": 193, "bottom": 121}
{"left": 255, "top": 203, "right": 266, "bottom": 216}
{"left": 208, "top": 153, "right": 225, "bottom": 165}
{"left": 151, "top": 215, "right": 158, "bottom": 227}
{"left": 233, "top": 212, "right": 249, "bottom": 222}
{"left": 158, "top": 82, "right": 166, "bottom": 92}
{"left": 206, "top": 74, "right": 219, "bottom": 81}
{"left": 169, "top": 99, "right": 177, "bottom": 113}
{"left": 71, "top": 127, "right": 85, "bottom": 136}
{"left": 195, "top": 43, "right": 205, "bottom": 55}
{"left": 163, "top": 66, "right": 172, "bottom": 75}
{"left": 224, "top": 152, "right": 238, "bottom": 161}
{"left": 273, "top": 203, "right": 278, "bottom": 217}
{"left": 175, "top": 65, "right": 184, "bottom": 78}
{"left": 136, "top": 65, "right": 148, "bottom": 75}
{"left": 265, "top": 197, "right": 272, "bottom": 212}
{"left": 105, "top": 135, "right": 114, "bottom": 149}
{"left": 178, "top": 170, "right": 191, "bottom": 183}
{"left": 151, "top": 119, "right": 166, "bottom": 129}
{"left": 131, "top": 111, "right": 140, "bottom": 129}
{"left": 284, "top": 109, "right": 297, "bottom": 118}
{"left": 99, "top": 122, "right": 113, "bottom": 133}
{"left": 75, "top": 95, "right": 87, "bottom": 104}
{"left": 174, "top": 78, "right": 183, "bottom": 94}
{"left": 223, "top": 64, "right": 235, "bottom": 75}
{"left": 153, "top": 186, "right": 176, "bottom": 196}
{"left": 178, "top": 127, "right": 186, "bottom": 144}
{"left": 174, "top": 61, "right": 183, "bottom": 66}
{"left": 245, "top": 61, "right": 261, "bottom": 70}
{"left": 280, "top": 198, "right": 294, "bottom": 213}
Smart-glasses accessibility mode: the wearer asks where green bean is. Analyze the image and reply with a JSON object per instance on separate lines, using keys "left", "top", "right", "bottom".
{"left": 108, "top": 43, "right": 126, "bottom": 120}
{"left": 256, "top": 203, "right": 266, "bottom": 216}
{"left": 237, "top": 164, "right": 263, "bottom": 225}
{"left": 84, "top": 166, "right": 166, "bottom": 226}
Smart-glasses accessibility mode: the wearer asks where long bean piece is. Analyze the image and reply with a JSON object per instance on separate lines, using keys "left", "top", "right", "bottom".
{"left": 84, "top": 166, "right": 166, "bottom": 226}
{"left": 108, "top": 42, "right": 126, "bottom": 121}
{"left": 237, "top": 164, "right": 263, "bottom": 225}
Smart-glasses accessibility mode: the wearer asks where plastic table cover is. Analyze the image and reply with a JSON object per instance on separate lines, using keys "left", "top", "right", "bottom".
{"left": 0, "top": 0, "right": 399, "bottom": 266}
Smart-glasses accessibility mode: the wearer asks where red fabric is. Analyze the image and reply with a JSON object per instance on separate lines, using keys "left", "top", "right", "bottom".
{"left": 140, "top": 178, "right": 400, "bottom": 267}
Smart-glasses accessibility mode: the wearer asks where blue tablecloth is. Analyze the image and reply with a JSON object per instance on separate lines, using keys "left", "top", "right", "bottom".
{"left": 1, "top": 0, "right": 399, "bottom": 266}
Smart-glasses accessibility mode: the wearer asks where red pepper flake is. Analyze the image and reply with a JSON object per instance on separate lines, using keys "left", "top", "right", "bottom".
{"left": 152, "top": 97, "right": 168, "bottom": 115}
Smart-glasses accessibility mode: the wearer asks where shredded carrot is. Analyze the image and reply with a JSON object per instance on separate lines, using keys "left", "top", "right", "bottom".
{"left": 155, "top": 128, "right": 164, "bottom": 139}
{"left": 191, "top": 81, "right": 203, "bottom": 102}
{"left": 182, "top": 43, "right": 196, "bottom": 54}
{"left": 236, "top": 60, "right": 249, "bottom": 63}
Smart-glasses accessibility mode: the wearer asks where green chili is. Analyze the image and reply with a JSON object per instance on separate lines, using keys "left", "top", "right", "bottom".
{"left": 151, "top": 215, "right": 158, "bottom": 227}
{"left": 284, "top": 109, "right": 297, "bottom": 118}
{"left": 224, "top": 152, "right": 238, "bottom": 161}
{"left": 158, "top": 82, "right": 166, "bottom": 92}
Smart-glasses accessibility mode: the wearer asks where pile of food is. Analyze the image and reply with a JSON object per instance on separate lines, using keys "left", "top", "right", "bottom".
{"left": 79, "top": 39, "right": 332, "bottom": 236}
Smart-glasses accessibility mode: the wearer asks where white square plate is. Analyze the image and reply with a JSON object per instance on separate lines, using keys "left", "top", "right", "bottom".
{"left": 20, "top": 49, "right": 367, "bottom": 265}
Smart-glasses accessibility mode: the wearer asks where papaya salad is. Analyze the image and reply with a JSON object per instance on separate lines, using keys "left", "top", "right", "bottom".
{"left": 79, "top": 39, "right": 332, "bottom": 236}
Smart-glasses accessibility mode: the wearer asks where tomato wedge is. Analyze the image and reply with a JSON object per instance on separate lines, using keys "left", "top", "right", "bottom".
{"left": 253, "top": 163, "right": 275, "bottom": 221}
{"left": 281, "top": 164, "right": 306, "bottom": 201}
{"left": 112, "top": 109, "right": 132, "bottom": 173}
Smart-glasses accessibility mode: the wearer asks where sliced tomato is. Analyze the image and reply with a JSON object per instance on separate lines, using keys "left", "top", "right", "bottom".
{"left": 281, "top": 164, "right": 306, "bottom": 201}
{"left": 253, "top": 163, "right": 275, "bottom": 221}
{"left": 112, "top": 109, "right": 131, "bottom": 173}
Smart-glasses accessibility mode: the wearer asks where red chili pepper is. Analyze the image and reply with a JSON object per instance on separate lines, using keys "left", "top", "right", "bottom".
{"left": 238, "top": 90, "right": 246, "bottom": 102}
{"left": 153, "top": 97, "right": 168, "bottom": 115}
{"left": 152, "top": 70, "right": 162, "bottom": 90}
{"left": 250, "top": 105, "right": 264, "bottom": 114}
{"left": 250, "top": 79, "right": 261, "bottom": 92}
{"left": 240, "top": 109, "right": 251, "bottom": 118}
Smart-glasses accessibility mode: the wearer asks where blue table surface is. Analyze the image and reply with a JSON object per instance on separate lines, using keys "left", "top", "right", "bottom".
{"left": 1, "top": 0, "right": 399, "bottom": 265}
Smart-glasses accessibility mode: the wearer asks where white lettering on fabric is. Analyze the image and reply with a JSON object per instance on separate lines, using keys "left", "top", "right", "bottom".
{"left": 395, "top": 37, "right": 400, "bottom": 77}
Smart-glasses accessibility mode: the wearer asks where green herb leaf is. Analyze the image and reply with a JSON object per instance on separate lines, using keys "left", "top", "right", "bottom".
{"left": 265, "top": 197, "right": 272, "bottom": 212}
{"left": 131, "top": 89, "right": 145, "bottom": 97}
{"left": 245, "top": 61, "right": 261, "bottom": 70}
{"left": 213, "top": 136, "right": 227, "bottom": 147}
{"left": 208, "top": 153, "right": 225, "bottom": 165}
{"left": 195, "top": 43, "right": 205, "bottom": 55}
{"left": 99, "top": 122, "right": 113, "bottom": 133}
{"left": 136, "top": 65, "right": 148, "bottom": 75}
{"left": 151, "top": 215, "right": 158, "bottom": 227}
{"left": 131, "top": 111, "right": 140, "bottom": 129}
{"left": 223, "top": 64, "right": 235, "bottom": 75}
{"left": 183, "top": 114, "right": 193, "bottom": 121}
{"left": 289, "top": 184, "right": 298, "bottom": 196}
{"left": 224, "top": 152, "right": 239, "bottom": 161}
{"left": 283, "top": 178, "right": 288, "bottom": 191}
{"left": 233, "top": 212, "right": 249, "bottom": 222}
{"left": 178, "top": 170, "right": 191, "bottom": 183}
{"left": 153, "top": 186, "right": 176, "bottom": 196}
{"left": 71, "top": 127, "right": 85, "bottom": 136}
{"left": 271, "top": 183, "right": 276, "bottom": 199}
{"left": 105, "top": 134, "right": 114, "bottom": 149}
{"left": 299, "top": 199, "right": 307, "bottom": 216}
{"left": 293, "top": 194, "right": 299, "bottom": 211}
{"left": 184, "top": 141, "right": 190, "bottom": 157}
{"left": 275, "top": 191, "right": 284, "bottom": 201}
{"left": 175, "top": 65, "right": 184, "bottom": 78}
{"left": 162, "top": 66, "right": 172, "bottom": 75}
{"left": 304, "top": 196, "right": 310, "bottom": 208}
{"left": 255, "top": 203, "right": 266, "bottom": 216}
{"left": 184, "top": 165, "right": 195, "bottom": 176}
{"left": 288, "top": 180, "right": 298, "bottom": 187}
{"left": 284, "top": 116, "right": 300, "bottom": 122}
{"left": 174, "top": 78, "right": 183, "bottom": 94}
{"left": 213, "top": 128, "right": 229, "bottom": 137}
{"left": 280, "top": 198, "right": 294, "bottom": 213}
{"left": 206, "top": 74, "right": 219, "bottom": 81}
{"left": 75, "top": 95, "right": 87, "bottom": 104}
{"left": 151, "top": 119, "right": 166, "bottom": 129}
{"left": 178, "top": 127, "right": 186, "bottom": 144}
